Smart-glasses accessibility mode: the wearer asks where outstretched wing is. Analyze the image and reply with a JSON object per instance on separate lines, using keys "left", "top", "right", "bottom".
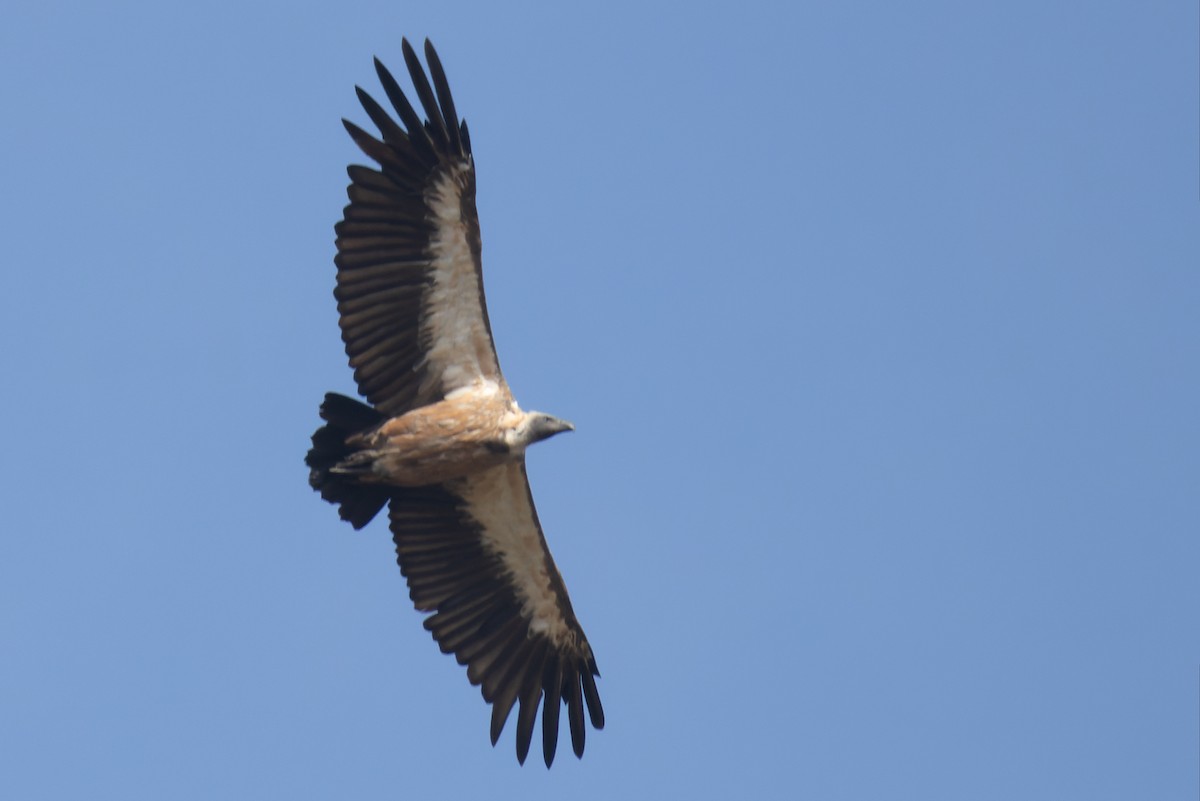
{"left": 388, "top": 463, "right": 604, "bottom": 767}
{"left": 335, "top": 39, "right": 502, "bottom": 418}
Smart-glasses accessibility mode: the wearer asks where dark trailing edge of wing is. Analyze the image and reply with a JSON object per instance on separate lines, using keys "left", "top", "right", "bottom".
{"left": 388, "top": 482, "right": 605, "bottom": 766}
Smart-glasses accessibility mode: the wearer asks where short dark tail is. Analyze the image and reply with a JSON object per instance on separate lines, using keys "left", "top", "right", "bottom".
{"left": 306, "top": 393, "right": 390, "bottom": 529}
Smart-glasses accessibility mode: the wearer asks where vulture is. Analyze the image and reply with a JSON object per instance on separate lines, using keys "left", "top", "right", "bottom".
{"left": 306, "top": 39, "right": 603, "bottom": 767}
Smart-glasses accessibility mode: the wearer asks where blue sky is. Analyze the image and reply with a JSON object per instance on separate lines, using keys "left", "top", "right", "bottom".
{"left": 2, "top": 1, "right": 1197, "bottom": 798}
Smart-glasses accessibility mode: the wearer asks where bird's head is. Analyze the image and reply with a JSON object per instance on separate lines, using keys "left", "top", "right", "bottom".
{"left": 518, "top": 411, "right": 575, "bottom": 447}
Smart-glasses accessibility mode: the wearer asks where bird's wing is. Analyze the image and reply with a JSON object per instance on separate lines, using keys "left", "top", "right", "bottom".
{"left": 335, "top": 39, "right": 502, "bottom": 418}
{"left": 388, "top": 462, "right": 604, "bottom": 766}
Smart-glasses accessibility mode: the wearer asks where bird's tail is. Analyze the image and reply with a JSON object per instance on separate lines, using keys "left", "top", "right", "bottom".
{"left": 306, "top": 393, "right": 390, "bottom": 529}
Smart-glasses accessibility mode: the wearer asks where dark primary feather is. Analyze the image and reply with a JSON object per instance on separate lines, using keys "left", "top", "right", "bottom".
{"left": 424, "top": 41, "right": 464, "bottom": 155}
{"left": 372, "top": 57, "right": 438, "bottom": 165}
{"left": 402, "top": 40, "right": 451, "bottom": 150}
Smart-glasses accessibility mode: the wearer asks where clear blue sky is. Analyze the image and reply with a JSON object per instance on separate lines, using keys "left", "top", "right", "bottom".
{"left": 2, "top": 2, "right": 1197, "bottom": 798}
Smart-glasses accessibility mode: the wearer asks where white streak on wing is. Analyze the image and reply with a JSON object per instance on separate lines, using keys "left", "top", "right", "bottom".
{"left": 459, "top": 464, "right": 571, "bottom": 647}
{"left": 420, "top": 161, "right": 499, "bottom": 397}
{"left": 444, "top": 378, "right": 502, "bottom": 401}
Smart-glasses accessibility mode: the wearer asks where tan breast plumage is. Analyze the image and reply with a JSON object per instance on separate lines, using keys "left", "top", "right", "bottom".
{"left": 354, "top": 383, "right": 519, "bottom": 485}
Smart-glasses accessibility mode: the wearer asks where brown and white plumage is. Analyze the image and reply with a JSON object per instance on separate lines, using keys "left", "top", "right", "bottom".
{"left": 305, "top": 38, "right": 603, "bottom": 767}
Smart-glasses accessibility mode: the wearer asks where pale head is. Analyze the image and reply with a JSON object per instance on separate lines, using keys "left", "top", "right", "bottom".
{"left": 510, "top": 411, "right": 575, "bottom": 450}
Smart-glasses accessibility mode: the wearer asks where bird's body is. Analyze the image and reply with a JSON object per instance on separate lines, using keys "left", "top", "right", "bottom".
{"left": 334, "top": 382, "right": 520, "bottom": 486}
{"left": 305, "top": 38, "right": 603, "bottom": 767}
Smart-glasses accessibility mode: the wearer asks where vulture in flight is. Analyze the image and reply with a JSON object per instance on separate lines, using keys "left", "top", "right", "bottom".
{"left": 305, "top": 39, "right": 603, "bottom": 767}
